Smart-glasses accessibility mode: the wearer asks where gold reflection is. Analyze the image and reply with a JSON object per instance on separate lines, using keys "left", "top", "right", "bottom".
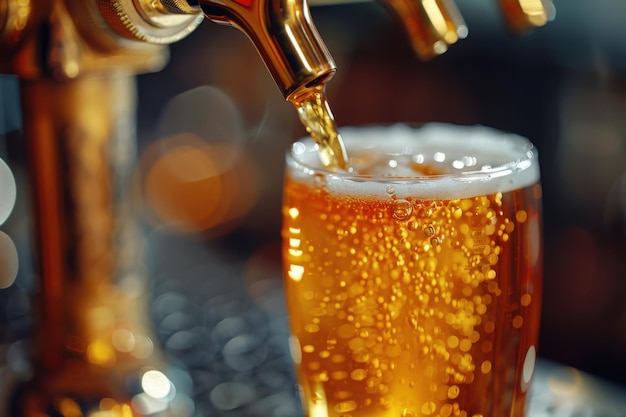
{"left": 86, "top": 339, "right": 116, "bottom": 367}
{"left": 382, "top": 0, "right": 466, "bottom": 59}
{"left": 519, "top": 0, "right": 551, "bottom": 26}
{"left": 422, "top": 0, "right": 451, "bottom": 41}
{"left": 499, "top": 0, "right": 555, "bottom": 34}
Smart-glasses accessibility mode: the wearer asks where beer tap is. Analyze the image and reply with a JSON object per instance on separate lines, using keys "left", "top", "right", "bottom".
{"left": 0, "top": 0, "right": 339, "bottom": 413}
{"left": 377, "top": 0, "right": 555, "bottom": 60}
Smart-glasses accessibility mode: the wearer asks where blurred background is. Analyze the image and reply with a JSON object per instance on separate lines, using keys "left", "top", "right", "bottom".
{"left": 1, "top": 0, "right": 625, "bottom": 415}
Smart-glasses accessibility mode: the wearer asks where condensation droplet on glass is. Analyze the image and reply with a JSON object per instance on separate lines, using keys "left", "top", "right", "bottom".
{"left": 407, "top": 220, "right": 418, "bottom": 231}
{"left": 334, "top": 401, "right": 357, "bottom": 413}
{"left": 430, "top": 237, "right": 441, "bottom": 247}
{"left": 392, "top": 199, "right": 413, "bottom": 221}
{"left": 423, "top": 224, "right": 436, "bottom": 237}
{"left": 385, "top": 185, "right": 396, "bottom": 195}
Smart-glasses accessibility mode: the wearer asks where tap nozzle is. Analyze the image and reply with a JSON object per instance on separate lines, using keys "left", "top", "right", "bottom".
{"left": 379, "top": 0, "right": 468, "bottom": 60}
{"left": 95, "top": 0, "right": 336, "bottom": 101}
{"left": 194, "top": 0, "right": 336, "bottom": 102}
{"left": 498, "top": 0, "right": 556, "bottom": 35}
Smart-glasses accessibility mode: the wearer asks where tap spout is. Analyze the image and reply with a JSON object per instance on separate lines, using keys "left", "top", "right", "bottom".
{"left": 379, "top": 0, "right": 467, "bottom": 60}
{"left": 192, "top": 0, "right": 337, "bottom": 102}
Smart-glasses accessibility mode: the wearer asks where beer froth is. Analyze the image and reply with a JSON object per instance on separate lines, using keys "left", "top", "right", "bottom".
{"left": 288, "top": 124, "right": 540, "bottom": 200}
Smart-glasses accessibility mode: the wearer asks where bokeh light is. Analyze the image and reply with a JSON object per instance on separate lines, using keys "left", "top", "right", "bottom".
{"left": 0, "top": 157, "right": 16, "bottom": 225}
{"left": 140, "top": 133, "right": 260, "bottom": 234}
{"left": 0, "top": 157, "right": 18, "bottom": 288}
{"left": 0, "top": 230, "right": 18, "bottom": 288}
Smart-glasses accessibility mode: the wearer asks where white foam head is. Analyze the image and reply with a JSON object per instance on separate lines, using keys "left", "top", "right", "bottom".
{"left": 287, "top": 123, "right": 540, "bottom": 200}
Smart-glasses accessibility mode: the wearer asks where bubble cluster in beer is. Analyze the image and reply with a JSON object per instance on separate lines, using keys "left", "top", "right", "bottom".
{"left": 283, "top": 168, "right": 542, "bottom": 417}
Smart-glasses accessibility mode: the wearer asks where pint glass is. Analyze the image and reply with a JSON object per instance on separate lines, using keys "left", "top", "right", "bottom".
{"left": 281, "top": 124, "right": 543, "bottom": 417}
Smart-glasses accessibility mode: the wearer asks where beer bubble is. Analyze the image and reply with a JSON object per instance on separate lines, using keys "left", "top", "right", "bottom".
{"left": 334, "top": 401, "right": 357, "bottom": 413}
{"left": 351, "top": 369, "right": 368, "bottom": 381}
{"left": 305, "top": 324, "right": 320, "bottom": 333}
{"left": 420, "top": 401, "right": 436, "bottom": 415}
{"left": 430, "top": 237, "right": 441, "bottom": 247}
{"left": 385, "top": 185, "right": 396, "bottom": 195}
{"left": 392, "top": 199, "right": 413, "bottom": 221}
{"left": 447, "top": 335, "right": 459, "bottom": 349}
{"left": 423, "top": 225, "right": 436, "bottom": 237}
{"left": 447, "top": 385, "right": 460, "bottom": 399}
{"left": 459, "top": 339, "right": 472, "bottom": 352}
{"left": 407, "top": 220, "right": 418, "bottom": 231}
{"left": 440, "top": 404, "right": 453, "bottom": 417}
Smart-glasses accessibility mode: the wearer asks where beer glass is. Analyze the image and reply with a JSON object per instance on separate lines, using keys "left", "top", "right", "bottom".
{"left": 281, "top": 123, "right": 542, "bottom": 417}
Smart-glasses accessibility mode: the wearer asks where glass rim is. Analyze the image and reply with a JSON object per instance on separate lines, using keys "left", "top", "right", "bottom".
{"left": 286, "top": 123, "right": 539, "bottom": 183}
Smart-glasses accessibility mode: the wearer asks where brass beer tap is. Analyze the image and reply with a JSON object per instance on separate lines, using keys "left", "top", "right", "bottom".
{"left": 0, "top": 0, "right": 336, "bottom": 415}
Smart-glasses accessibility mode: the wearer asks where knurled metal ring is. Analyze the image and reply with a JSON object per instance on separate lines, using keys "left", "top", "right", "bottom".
{"left": 96, "top": 0, "right": 204, "bottom": 44}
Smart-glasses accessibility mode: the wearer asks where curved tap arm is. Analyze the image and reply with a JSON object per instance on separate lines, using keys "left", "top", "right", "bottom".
{"left": 66, "top": 0, "right": 335, "bottom": 101}
{"left": 194, "top": 0, "right": 336, "bottom": 102}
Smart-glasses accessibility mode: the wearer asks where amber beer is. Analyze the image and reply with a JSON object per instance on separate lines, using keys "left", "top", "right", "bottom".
{"left": 282, "top": 124, "right": 542, "bottom": 417}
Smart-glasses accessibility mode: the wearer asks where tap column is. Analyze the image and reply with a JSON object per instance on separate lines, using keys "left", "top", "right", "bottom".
{"left": 0, "top": 1, "right": 202, "bottom": 416}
